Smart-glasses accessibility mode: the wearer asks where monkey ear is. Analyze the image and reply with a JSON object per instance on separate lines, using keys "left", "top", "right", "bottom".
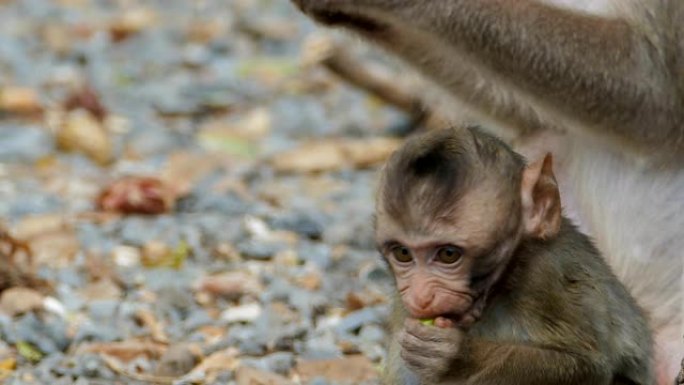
{"left": 520, "top": 153, "right": 561, "bottom": 240}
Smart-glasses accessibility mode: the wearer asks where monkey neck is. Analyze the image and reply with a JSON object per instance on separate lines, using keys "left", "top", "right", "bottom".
{"left": 488, "top": 217, "right": 593, "bottom": 300}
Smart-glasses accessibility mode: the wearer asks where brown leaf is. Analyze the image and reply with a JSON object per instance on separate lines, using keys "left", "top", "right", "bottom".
{"left": 271, "top": 137, "right": 401, "bottom": 173}
{"left": 12, "top": 214, "right": 71, "bottom": 241}
{"left": 76, "top": 340, "right": 167, "bottom": 362}
{"left": 187, "top": 348, "right": 239, "bottom": 380}
{"left": 0, "top": 287, "right": 44, "bottom": 316}
{"left": 134, "top": 308, "right": 168, "bottom": 344}
{"left": 140, "top": 240, "right": 189, "bottom": 269}
{"left": 345, "top": 292, "right": 366, "bottom": 312}
{"left": 186, "top": 19, "right": 226, "bottom": 43}
{"left": 160, "top": 151, "right": 226, "bottom": 197}
{"left": 80, "top": 279, "right": 122, "bottom": 301}
{"left": 97, "top": 177, "right": 175, "bottom": 215}
{"left": 236, "top": 366, "right": 293, "bottom": 385}
{"left": 0, "top": 87, "right": 42, "bottom": 115}
{"left": 27, "top": 229, "right": 80, "bottom": 267}
{"left": 197, "top": 271, "right": 262, "bottom": 300}
{"left": 109, "top": 8, "right": 157, "bottom": 42}
{"left": 56, "top": 109, "right": 113, "bottom": 165}
{"left": 294, "top": 271, "right": 322, "bottom": 291}
{"left": 63, "top": 85, "right": 108, "bottom": 121}
{"left": 294, "top": 355, "right": 379, "bottom": 383}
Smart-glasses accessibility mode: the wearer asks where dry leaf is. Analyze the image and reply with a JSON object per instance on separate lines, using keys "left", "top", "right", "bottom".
{"left": 187, "top": 348, "right": 239, "bottom": 378}
{"left": 12, "top": 214, "right": 71, "bottom": 240}
{"left": 109, "top": 8, "right": 157, "bottom": 42}
{"left": 16, "top": 341, "right": 43, "bottom": 363}
{"left": 134, "top": 308, "right": 168, "bottom": 343}
{"left": 27, "top": 228, "right": 80, "bottom": 267}
{"left": 79, "top": 278, "right": 122, "bottom": 301}
{"left": 97, "top": 177, "right": 175, "bottom": 215}
{"left": 63, "top": 85, "right": 108, "bottom": 121}
{"left": 0, "top": 87, "right": 42, "bottom": 115}
{"left": 186, "top": 20, "right": 226, "bottom": 43}
{"left": 295, "top": 271, "right": 322, "bottom": 291}
{"left": 160, "top": 151, "right": 225, "bottom": 197}
{"left": 236, "top": 366, "right": 293, "bottom": 385}
{"left": 294, "top": 355, "right": 379, "bottom": 383}
{"left": 76, "top": 340, "right": 167, "bottom": 362}
{"left": 197, "top": 271, "right": 262, "bottom": 299}
{"left": 199, "top": 108, "right": 271, "bottom": 140}
{"left": 0, "top": 287, "right": 44, "bottom": 316}
{"left": 0, "top": 357, "right": 16, "bottom": 372}
{"left": 271, "top": 137, "right": 401, "bottom": 173}
{"left": 57, "top": 109, "right": 113, "bottom": 165}
{"left": 141, "top": 240, "right": 189, "bottom": 269}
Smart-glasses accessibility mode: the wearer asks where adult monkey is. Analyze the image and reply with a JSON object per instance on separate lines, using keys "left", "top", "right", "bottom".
{"left": 290, "top": 0, "right": 684, "bottom": 382}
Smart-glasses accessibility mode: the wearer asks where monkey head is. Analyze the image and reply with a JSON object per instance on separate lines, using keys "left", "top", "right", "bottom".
{"left": 374, "top": 127, "right": 561, "bottom": 328}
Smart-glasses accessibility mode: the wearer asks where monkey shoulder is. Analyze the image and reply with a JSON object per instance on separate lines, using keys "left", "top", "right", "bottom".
{"left": 474, "top": 220, "right": 649, "bottom": 359}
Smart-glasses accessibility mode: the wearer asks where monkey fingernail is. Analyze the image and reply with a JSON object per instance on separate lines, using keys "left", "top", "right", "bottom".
{"left": 434, "top": 316, "right": 456, "bottom": 328}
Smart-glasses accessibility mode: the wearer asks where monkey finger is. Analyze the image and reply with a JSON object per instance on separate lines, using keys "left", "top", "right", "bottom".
{"left": 435, "top": 316, "right": 455, "bottom": 328}
{"left": 399, "top": 329, "right": 459, "bottom": 357}
{"left": 400, "top": 349, "right": 449, "bottom": 382}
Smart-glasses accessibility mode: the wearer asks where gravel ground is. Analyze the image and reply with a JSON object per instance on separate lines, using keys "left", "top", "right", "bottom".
{"left": 0, "top": 1, "right": 408, "bottom": 384}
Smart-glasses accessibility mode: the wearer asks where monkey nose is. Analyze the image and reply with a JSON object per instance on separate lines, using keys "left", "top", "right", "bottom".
{"left": 414, "top": 292, "right": 435, "bottom": 311}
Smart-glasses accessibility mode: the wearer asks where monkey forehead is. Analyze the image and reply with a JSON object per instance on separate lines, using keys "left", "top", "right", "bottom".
{"left": 374, "top": 187, "right": 509, "bottom": 249}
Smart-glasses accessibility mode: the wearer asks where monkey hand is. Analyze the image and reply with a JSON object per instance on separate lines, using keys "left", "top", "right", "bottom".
{"left": 399, "top": 318, "right": 465, "bottom": 383}
{"left": 290, "top": 0, "right": 406, "bottom": 27}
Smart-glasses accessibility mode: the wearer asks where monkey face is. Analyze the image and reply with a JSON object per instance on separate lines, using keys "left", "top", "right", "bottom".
{"left": 375, "top": 186, "right": 518, "bottom": 328}
{"left": 388, "top": 242, "right": 475, "bottom": 322}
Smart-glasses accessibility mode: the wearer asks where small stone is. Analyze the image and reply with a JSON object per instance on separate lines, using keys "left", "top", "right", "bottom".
{"left": 335, "top": 307, "right": 382, "bottom": 335}
{"left": 261, "top": 352, "right": 295, "bottom": 375}
{"left": 156, "top": 344, "right": 201, "bottom": 377}
{"left": 359, "top": 325, "right": 385, "bottom": 343}
{"left": 43, "top": 297, "right": 66, "bottom": 318}
{"left": 221, "top": 303, "right": 262, "bottom": 324}
{"left": 112, "top": 246, "right": 141, "bottom": 268}
{"left": 237, "top": 240, "right": 285, "bottom": 261}
{"left": 270, "top": 213, "right": 324, "bottom": 240}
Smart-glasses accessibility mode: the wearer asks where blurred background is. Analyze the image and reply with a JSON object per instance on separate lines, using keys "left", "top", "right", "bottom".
{"left": 0, "top": 0, "right": 423, "bottom": 384}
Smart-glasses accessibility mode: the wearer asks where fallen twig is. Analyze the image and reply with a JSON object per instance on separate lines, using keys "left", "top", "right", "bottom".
{"left": 101, "top": 354, "right": 179, "bottom": 384}
{"left": 302, "top": 36, "right": 449, "bottom": 132}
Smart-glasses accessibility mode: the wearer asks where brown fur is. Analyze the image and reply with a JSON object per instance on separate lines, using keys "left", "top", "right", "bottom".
{"left": 291, "top": 0, "right": 684, "bottom": 381}
{"left": 375, "top": 128, "right": 653, "bottom": 384}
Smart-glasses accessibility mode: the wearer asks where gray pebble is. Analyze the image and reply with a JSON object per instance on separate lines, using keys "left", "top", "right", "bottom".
{"left": 237, "top": 239, "right": 286, "bottom": 260}
{"left": 88, "top": 299, "right": 120, "bottom": 321}
{"left": 335, "top": 307, "right": 384, "bottom": 335}
{"left": 0, "top": 125, "right": 54, "bottom": 162}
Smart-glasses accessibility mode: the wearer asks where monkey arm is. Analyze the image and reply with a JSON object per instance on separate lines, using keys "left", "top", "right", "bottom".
{"left": 400, "top": 319, "right": 611, "bottom": 384}
{"left": 449, "top": 338, "right": 611, "bottom": 384}
{"left": 295, "top": 0, "right": 684, "bottom": 154}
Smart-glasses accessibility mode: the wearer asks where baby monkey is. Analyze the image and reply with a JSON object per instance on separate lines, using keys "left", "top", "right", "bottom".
{"left": 375, "top": 127, "right": 653, "bottom": 385}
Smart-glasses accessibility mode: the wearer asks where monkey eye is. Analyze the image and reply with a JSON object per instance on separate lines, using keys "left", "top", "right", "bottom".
{"left": 390, "top": 245, "right": 413, "bottom": 263}
{"left": 436, "top": 246, "right": 463, "bottom": 264}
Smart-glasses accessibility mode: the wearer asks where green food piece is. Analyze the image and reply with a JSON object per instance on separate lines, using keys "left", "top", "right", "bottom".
{"left": 16, "top": 341, "right": 43, "bottom": 363}
{"left": 420, "top": 318, "right": 435, "bottom": 326}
